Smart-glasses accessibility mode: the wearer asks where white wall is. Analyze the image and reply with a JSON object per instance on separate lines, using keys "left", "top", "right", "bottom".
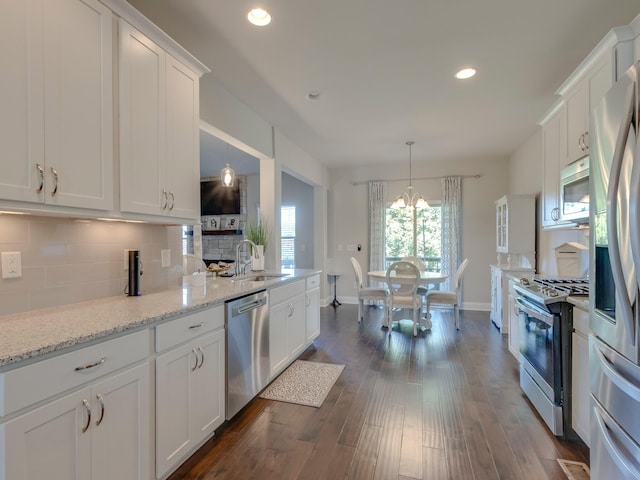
{"left": 509, "top": 129, "right": 589, "bottom": 276}
{"left": 328, "top": 156, "right": 510, "bottom": 310}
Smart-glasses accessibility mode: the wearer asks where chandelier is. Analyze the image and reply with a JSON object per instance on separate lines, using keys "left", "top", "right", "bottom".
{"left": 391, "top": 141, "right": 428, "bottom": 209}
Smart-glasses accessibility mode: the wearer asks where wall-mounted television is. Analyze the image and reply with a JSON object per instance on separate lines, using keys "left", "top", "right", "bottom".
{"left": 200, "top": 179, "right": 240, "bottom": 215}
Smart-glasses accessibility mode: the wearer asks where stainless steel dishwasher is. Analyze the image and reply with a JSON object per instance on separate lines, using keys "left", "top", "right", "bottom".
{"left": 225, "top": 290, "right": 269, "bottom": 419}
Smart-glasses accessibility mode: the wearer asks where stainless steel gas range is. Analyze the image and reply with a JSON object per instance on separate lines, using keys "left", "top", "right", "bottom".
{"left": 513, "top": 277, "right": 588, "bottom": 439}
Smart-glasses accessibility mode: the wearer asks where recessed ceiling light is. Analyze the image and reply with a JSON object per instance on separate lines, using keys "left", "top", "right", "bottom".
{"left": 248, "top": 8, "right": 271, "bottom": 26}
{"left": 455, "top": 67, "right": 476, "bottom": 79}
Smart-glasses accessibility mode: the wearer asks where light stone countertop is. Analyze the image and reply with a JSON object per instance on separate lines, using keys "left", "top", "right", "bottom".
{"left": 0, "top": 269, "right": 320, "bottom": 370}
{"left": 567, "top": 295, "right": 589, "bottom": 312}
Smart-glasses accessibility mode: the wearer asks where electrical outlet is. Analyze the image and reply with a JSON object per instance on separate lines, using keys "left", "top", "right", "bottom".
{"left": 2, "top": 251, "right": 22, "bottom": 279}
{"left": 161, "top": 249, "right": 171, "bottom": 268}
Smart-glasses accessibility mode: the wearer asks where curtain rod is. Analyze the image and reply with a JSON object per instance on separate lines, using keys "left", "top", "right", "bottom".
{"left": 350, "top": 173, "right": 482, "bottom": 186}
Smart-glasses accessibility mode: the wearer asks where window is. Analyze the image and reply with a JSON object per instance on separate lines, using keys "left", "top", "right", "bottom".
{"left": 385, "top": 204, "right": 442, "bottom": 271}
{"left": 281, "top": 205, "right": 296, "bottom": 269}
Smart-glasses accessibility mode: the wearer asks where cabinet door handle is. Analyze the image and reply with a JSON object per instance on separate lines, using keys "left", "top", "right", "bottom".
{"left": 584, "top": 131, "right": 589, "bottom": 150}
{"left": 191, "top": 348, "right": 199, "bottom": 371}
{"left": 197, "top": 346, "right": 204, "bottom": 369}
{"left": 50, "top": 167, "right": 59, "bottom": 196}
{"left": 75, "top": 356, "right": 106, "bottom": 371}
{"left": 288, "top": 304, "right": 294, "bottom": 317}
{"left": 161, "top": 189, "right": 168, "bottom": 210}
{"left": 306, "top": 295, "right": 311, "bottom": 307}
{"left": 81, "top": 399, "right": 91, "bottom": 433}
{"left": 35, "top": 163, "right": 44, "bottom": 193}
{"left": 551, "top": 207, "right": 559, "bottom": 222}
{"left": 168, "top": 191, "right": 175, "bottom": 211}
{"left": 95, "top": 393, "right": 105, "bottom": 427}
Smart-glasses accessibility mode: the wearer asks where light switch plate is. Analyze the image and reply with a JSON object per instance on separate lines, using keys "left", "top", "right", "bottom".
{"left": 2, "top": 251, "right": 22, "bottom": 279}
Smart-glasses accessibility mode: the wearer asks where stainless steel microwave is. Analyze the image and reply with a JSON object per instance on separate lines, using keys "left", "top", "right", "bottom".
{"left": 560, "top": 157, "right": 589, "bottom": 222}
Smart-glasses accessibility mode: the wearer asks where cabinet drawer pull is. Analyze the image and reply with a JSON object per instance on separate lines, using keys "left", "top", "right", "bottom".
{"left": 95, "top": 394, "right": 105, "bottom": 427}
{"left": 191, "top": 348, "right": 199, "bottom": 371}
{"left": 36, "top": 163, "right": 44, "bottom": 193}
{"left": 75, "top": 357, "right": 106, "bottom": 371}
{"left": 188, "top": 322, "right": 204, "bottom": 329}
{"left": 50, "top": 167, "right": 59, "bottom": 196}
{"left": 197, "top": 346, "right": 204, "bottom": 369}
{"left": 161, "top": 189, "right": 168, "bottom": 210}
{"left": 81, "top": 399, "right": 91, "bottom": 433}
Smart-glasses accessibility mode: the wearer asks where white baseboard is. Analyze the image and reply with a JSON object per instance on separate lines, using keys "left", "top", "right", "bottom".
{"left": 461, "top": 301, "right": 490, "bottom": 312}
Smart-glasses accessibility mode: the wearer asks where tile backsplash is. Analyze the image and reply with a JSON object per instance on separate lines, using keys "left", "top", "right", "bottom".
{"left": 0, "top": 215, "right": 184, "bottom": 316}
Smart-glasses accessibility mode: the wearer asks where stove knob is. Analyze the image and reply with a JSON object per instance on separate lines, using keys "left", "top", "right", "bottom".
{"left": 549, "top": 290, "right": 558, "bottom": 297}
{"left": 520, "top": 278, "right": 530, "bottom": 285}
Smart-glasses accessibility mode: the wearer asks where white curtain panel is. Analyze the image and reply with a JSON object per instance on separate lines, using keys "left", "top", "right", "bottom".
{"left": 368, "top": 181, "right": 387, "bottom": 286}
{"left": 440, "top": 176, "right": 462, "bottom": 291}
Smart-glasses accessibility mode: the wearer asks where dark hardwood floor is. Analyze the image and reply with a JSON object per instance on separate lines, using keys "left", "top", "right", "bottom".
{"left": 169, "top": 304, "right": 589, "bottom": 480}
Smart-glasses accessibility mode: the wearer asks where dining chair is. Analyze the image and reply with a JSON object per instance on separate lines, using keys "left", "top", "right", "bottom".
{"left": 350, "top": 257, "right": 390, "bottom": 326}
{"left": 425, "top": 258, "right": 470, "bottom": 330}
{"left": 402, "top": 255, "right": 428, "bottom": 315}
{"left": 386, "top": 261, "right": 422, "bottom": 336}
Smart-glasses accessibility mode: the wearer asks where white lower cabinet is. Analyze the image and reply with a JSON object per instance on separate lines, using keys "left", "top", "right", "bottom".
{"left": 0, "top": 362, "right": 150, "bottom": 480}
{"left": 571, "top": 306, "right": 590, "bottom": 446}
{"left": 155, "top": 306, "right": 225, "bottom": 479}
{"left": 490, "top": 266, "right": 534, "bottom": 334}
{"left": 305, "top": 273, "right": 321, "bottom": 344}
{"left": 507, "top": 282, "right": 520, "bottom": 359}
{"left": 306, "top": 287, "right": 320, "bottom": 344}
{"left": 269, "top": 280, "right": 306, "bottom": 377}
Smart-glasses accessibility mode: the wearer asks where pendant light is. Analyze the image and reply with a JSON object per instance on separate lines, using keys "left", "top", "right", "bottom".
{"left": 391, "top": 141, "right": 429, "bottom": 209}
{"left": 220, "top": 144, "right": 235, "bottom": 187}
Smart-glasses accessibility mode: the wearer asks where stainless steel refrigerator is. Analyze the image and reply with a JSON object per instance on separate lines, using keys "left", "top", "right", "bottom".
{"left": 590, "top": 60, "right": 640, "bottom": 478}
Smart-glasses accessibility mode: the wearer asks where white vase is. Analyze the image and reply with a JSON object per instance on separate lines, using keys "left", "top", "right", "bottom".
{"left": 252, "top": 245, "right": 265, "bottom": 271}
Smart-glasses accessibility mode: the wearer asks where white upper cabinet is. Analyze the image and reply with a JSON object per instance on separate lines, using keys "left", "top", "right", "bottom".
{"left": 563, "top": 56, "right": 610, "bottom": 165}
{"left": 119, "top": 20, "right": 202, "bottom": 221}
{"left": 119, "top": 21, "right": 166, "bottom": 217}
{"left": 165, "top": 55, "right": 201, "bottom": 219}
{"left": 0, "top": 0, "right": 113, "bottom": 211}
{"left": 558, "top": 28, "right": 634, "bottom": 166}
{"left": 540, "top": 102, "right": 566, "bottom": 227}
{"left": 495, "top": 194, "right": 535, "bottom": 256}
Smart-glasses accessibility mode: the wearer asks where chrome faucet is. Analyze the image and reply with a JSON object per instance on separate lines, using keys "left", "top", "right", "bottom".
{"left": 235, "top": 239, "right": 258, "bottom": 276}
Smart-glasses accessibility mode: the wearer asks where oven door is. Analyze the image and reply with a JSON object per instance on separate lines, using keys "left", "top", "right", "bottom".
{"left": 517, "top": 297, "right": 562, "bottom": 401}
{"left": 517, "top": 296, "right": 564, "bottom": 435}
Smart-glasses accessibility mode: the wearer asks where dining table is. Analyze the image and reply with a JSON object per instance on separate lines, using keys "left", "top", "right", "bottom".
{"left": 368, "top": 270, "right": 448, "bottom": 286}
{"left": 368, "top": 270, "right": 448, "bottom": 331}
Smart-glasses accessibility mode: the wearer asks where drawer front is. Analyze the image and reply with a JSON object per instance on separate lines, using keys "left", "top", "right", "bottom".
{"left": 0, "top": 329, "right": 149, "bottom": 417}
{"left": 155, "top": 304, "right": 224, "bottom": 352}
{"left": 306, "top": 274, "right": 320, "bottom": 289}
{"left": 270, "top": 280, "right": 305, "bottom": 306}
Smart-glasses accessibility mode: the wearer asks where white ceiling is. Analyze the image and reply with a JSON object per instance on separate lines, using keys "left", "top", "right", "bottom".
{"left": 128, "top": 0, "right": 639, "bottom": 169}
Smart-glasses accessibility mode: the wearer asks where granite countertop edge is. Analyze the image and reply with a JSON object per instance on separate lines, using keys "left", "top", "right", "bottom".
{"left": 0, "top": 269, "right": 321, "bottom": 369}
{"left": 567, "top": 295, "right": 589, "bottom": 311}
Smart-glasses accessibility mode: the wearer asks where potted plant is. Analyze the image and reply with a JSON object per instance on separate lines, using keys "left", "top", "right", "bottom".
{"left": 245, "top": 216, "right": 271, "bottom": 270}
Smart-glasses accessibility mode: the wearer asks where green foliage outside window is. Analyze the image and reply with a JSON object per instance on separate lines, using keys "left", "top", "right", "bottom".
{"left": 386, "top": 206, "right": 441, "bottom": 259}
